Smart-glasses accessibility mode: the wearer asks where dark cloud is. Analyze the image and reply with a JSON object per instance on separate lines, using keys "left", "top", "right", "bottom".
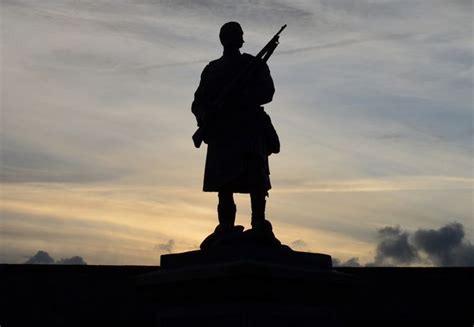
{"left": 56, "top": 256, "right": 87, "bottom": 265}
{"left": 451, "top": 243, "right": 474, "bottom": 266}
{"left": 24, "top": 251, "right": 55, "bottom": 264}
{"left": 156, "top": 239, "right": 175, "bottom": 254}
{"left": 413, "top": 222, "right": 474, "bottom": 267}
{"left": 373, "top": 226, "right": 419, "bottom": 266}
{"left": 24, "top": 251, "right": 87, "bottom": 265}
{"left": 332, "top": 257, "right": 361, "bottom": 267}
{"left": 413, "top": 223, "right": 464, "bottom": 257}
{"left": 290, "top": 239, "right": 307, "bottom": 249}
{"left": 366, "top": 222, "right": 474, "bottom": 267}
{"left": 342, "top": 257, "right": 361, "bottom": 267}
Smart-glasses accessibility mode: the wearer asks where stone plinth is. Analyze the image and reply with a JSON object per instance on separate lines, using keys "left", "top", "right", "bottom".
{"left": 137, "top": 245, "right": 355, "bottom": 326}
{"left": 2, "top": 264, "right": 472, "bottom": 326}
{"left": 160, "top": 244, "right": 332, "bottom": 269}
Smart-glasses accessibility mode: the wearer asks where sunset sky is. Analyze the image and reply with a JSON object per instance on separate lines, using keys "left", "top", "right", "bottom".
{"left": 1, "top": 0, "right": 472, "bottom": 265}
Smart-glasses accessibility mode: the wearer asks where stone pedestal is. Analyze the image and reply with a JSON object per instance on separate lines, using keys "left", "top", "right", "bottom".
{"left": 160, "top": 244, "right": 332, "bottom": 269}
{"left": 137, "top": 245, "right": 356, "bottom": 326}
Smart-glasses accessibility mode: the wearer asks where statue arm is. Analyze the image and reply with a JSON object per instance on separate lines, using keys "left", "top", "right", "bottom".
{"left": 191, "top": 65, "right": 210, "bottom": 126}
{"left": 242, "top": 62, "right": 275, "bottom": 106}
{"left": 258, "top": 63, "right": 275, "bottom": 105}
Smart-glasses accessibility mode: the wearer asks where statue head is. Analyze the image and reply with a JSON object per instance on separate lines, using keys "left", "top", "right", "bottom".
{"left": 219, "top": 21, "right": 244, "bottom": 50}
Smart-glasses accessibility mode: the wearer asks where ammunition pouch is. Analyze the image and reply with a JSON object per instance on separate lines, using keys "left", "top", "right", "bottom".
{"left": 260, "top": 109, "right": 280, "bottom": 155}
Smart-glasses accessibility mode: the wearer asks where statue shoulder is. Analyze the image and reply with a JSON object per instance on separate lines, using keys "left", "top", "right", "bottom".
{"left": 204, "top": 57, "right": 225, "bottom": 74}
{"left": 242, "top": 53, "right": 267, "bottom": 67}
{"left": 242, "top": 52, "right": 270, "bottom": 73}
{"left": 209, "top": 56, "right": 228, "bottom": 67}
{"left": 241, "top": 53, "right": 255, "bottom": 62}
{"left": 208, "top": 57, "right": 222, "bottom": 66}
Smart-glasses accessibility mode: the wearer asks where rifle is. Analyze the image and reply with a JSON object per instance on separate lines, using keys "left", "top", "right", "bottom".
{"left": 192, "top": 24, "right": 287, "bottom": 148}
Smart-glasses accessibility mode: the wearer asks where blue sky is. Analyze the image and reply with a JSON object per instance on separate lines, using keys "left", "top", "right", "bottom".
{"left": 1, "top": 0, "right": 472, "bottom": 265}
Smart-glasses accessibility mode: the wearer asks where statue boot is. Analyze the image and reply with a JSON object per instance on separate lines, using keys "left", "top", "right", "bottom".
{"left": 216, "top": 203, "right": 237, "bottom": 231}
{"left": 249, "top": 195, "right": 281, "bottom": 245}
{"left": 200, "top": 203, "right": 244, "bottom": 249}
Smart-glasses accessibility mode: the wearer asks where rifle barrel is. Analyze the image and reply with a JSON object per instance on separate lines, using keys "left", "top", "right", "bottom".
{"left": 257, "top": 25, "right": 287, "bottom": 58}
{"left": 276, "top": 24, "right": 287, "bottom": 36}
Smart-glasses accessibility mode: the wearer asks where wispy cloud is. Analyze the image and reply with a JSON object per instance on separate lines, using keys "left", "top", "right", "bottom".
{"left": 155, "top": 239, "right": 175, "bottom": 254}
{"left": 272, "top": 176, "right": 474, "bottom": 193}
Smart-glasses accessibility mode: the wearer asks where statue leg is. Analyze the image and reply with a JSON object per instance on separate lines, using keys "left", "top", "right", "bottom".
{"left": 218, "top": 191, "right": 236, "bottom": 229}
{"left": 200, "top": 191, "right": 240, "bottom": 250}
{"left": 250, "top": 190, "right": 266, "bottom": 228}
{"left": 248, "top": 190, "right": 279, "bottom": 244}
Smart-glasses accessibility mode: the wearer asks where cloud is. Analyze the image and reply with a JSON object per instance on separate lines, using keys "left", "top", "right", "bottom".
{"left": 157, "top": 0, "right": 313, "bottom": 24}
{"left": 156, "top": 239, "right": 175, "bottom": 254}
{"left": 24, "top": 250, "right": 55, "bottom": 264}
{"left": 118, "top": 33, "right": 413, "bottom": 73}
{"left": 332, "top": 257, "right": 361, "bottom": 267}
{"left": 0, "top": 141, "right": 123, "bottom": 183}
{"left": 290, "top": 239, "right": 307, "bottom": 249}
{"left": 413, "top": 222, "right": 474, "bottom": 266}
{"left": 373, "top": 226, "right": 419, "bottom": 266}
{"left": 278, "top": 32, "right": 412, "bottom": 55}
{"left": 24, "top": 250, "right": 87, "bottom": 265}
{"left": 56, "top": 256, "right": 87, "bottom": 265}
{"left": 365, "top": 222, "right": 474, "bottom": 267}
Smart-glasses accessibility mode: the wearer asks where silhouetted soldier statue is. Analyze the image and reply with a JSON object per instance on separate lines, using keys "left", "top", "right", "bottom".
{"left": 192, "top": 22, "right": 284, "bottom": 249}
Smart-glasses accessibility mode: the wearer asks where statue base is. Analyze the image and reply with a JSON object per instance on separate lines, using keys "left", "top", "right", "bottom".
{"left": 160, "top": 244, "right": 332, "bottom": 269}
{"left": 135, "top": 233, "right": 352, "bottom": 326}
{"left": 138, "top": 249, "right": 352, "bottom": 326}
